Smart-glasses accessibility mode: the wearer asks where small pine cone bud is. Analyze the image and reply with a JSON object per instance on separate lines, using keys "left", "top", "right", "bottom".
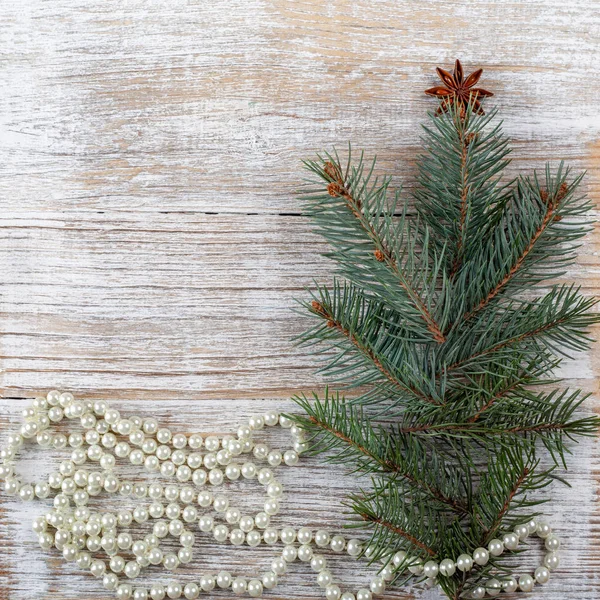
{"left": 326, "top": 320, "right": 335, "bottom": 328}
{"left": 327, "top": 182, "right": 343, "bottom": 197}
{"left": 464, "top": 132, "right": 478, "bottom": 145}
{"left": 540, "top": 189, "right": 549, "bottom": 203}
{"left": 556, "top": 182, "right": 569, "bottom": 201}
{"left": 374, "top": 249, "right": 385, "bottom": 262}
{"left": 311, "top": 300, "right": 327, "bottom": 317}
{"left": 324, "top": 161, "right": 340, "bottom": 181}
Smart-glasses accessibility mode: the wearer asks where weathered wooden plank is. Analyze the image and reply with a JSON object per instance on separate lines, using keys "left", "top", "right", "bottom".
{"left": 1, "top": 0, "right": 600, "bottom": 598}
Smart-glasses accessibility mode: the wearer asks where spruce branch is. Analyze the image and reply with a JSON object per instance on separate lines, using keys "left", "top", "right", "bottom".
{"left": 292, "top": 392, "right": 470, "bottom": 515}
{"left": 297, "top": 87, "right": 599, "bottom": 599}
{"left": 303, "top": 149, "right": 448, "bottom": 343}
{"left": 299, "top": 281, "right": 443, "bottom": 405}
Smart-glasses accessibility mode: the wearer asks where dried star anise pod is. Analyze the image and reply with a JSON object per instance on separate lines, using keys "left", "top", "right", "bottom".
{"left": 425, "top": 59, "right": 493, "bottom": 116}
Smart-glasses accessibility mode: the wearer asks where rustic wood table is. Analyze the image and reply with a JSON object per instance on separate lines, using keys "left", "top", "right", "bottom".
{"left": 1, "top": 1, "right": 599, "bottom": 599}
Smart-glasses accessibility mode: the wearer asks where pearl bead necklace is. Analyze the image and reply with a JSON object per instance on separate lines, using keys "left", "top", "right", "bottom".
{"left": 0, "top": 391, "right": 561, "bottom": 600}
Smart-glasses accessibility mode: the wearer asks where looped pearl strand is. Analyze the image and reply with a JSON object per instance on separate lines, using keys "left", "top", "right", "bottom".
{"left": 0, "top": 391, "right": 561, "bottom": 600}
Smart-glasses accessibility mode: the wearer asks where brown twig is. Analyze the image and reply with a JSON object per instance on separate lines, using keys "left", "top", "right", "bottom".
{"left": 467, "top": 379, "right": 522, "bottom": 423}
{"left": 311, "top": 300, "right": 440, "bottom": 405}
{"left": 359, "top": 512, "right": 437, "bottom": 556}
{"left": 446, "top": 316, "right": 569, "bottom": 374}
{"left": 485, "top": 467, "right": 529, "bottom": 539}
{"left": 307, "top": 414, "right": 470, "bottom": 515}
{"left": 461, "top": 182, "right": 569, "bottom": 323}
{"left": 449, "top": 136, "right": 470, "bottom": 278}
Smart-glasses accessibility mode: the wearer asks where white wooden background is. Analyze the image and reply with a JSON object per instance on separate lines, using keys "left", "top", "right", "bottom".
{"left": 1, "top": 1, "right": 599, "bottom": 599}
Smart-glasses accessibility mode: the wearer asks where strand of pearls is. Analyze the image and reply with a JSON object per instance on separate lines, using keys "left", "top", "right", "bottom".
{"left": 0, "top": 391, "right": 561, "bottom": 600}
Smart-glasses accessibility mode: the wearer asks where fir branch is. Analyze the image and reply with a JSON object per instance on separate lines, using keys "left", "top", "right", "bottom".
{"left": 297, "top": 95, "right": 599, "bottom": 599}
{"left": 462, "top": 178, "right": 570, "bottom": 321}
{"left": 350, "top": 476, "right": 440, "bottom": 558}
{"left": 308, "top": 295, "right": 439, "bottom": 405}
{"left": 302, "top": 149, "right": 448, "bottom": 343}
{"left": 292, "top": 392, "right": 470, "bottom": 515}
{"left": 358, "top": 511, "right": 437, "bottom": 557}
{"left": 444, "top": 285, "right": 598, "bottom": 374}
{"left": 415, "top": 105, "right": 512, "bottom": 277}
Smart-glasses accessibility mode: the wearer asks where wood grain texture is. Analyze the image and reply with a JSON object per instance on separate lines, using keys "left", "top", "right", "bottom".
{"left": 0, "top": 0, "right": 599, "bottom": 598}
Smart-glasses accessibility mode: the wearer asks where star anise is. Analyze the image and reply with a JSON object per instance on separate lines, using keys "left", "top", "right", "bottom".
{"left": 425, "top": 59, "right": 493, "bottom": 116}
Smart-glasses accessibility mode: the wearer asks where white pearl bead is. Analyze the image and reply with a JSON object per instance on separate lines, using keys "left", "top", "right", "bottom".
{"left": 346, "top": 538, "right": 362, "bottom": 557}
{"left": 149, "top": 585, "right": 166, "bottom": 600}
{"left": 249, "top": 416, "right": 264, "bottom": 430}
{"left": 205, "top": 436, "right": 220, "bottom": 452}
{"left": 263, "top": 528, "right": 278, "bottom": 544}
{"left": 298, "top": 544, "right": 313, "bottom": 561}
{"left": 90, "top": 559, "right": 106, "bottom": 577}
{"left": 356, "top": 590, "right": 372, "bottom": 600}
{"left": 369, "top": 577, "right": 385, "bottom": 594}
{"left": 247, "top": 579, "right": 263, "bottom": 597}
{"left": 488, "top": 538, "right": 504, "bottom": 556}
{"left": 209, "top": 468, "right": 224, "bottom": 485}
{"left": 124, "top": 561, "right": 140, "bottom": 578}
{"left": 116, "top": 584, "right": 133, "bottom": 599}
{"left": 103, "top": 573, "right": 119, "bottom": 590}
{"left": 166, "top": 582, "right": 182, "bottom": 598}
{"left": 518, "top": 574, "right": 535, "bottom": 592}
{"left": 230, "top": 529, "right": 245, "bottom": 545}
{"left": 310, "top": 554, "right": 326, "bottom": 572}
{"left": 407, "top": 558, "right": 423, "bottom": 575}
{"left": 472, "top": 547, "right": 489, "bottom": 566}
{"left": 213, "top": 524, "right": 229, "bottom": 542}
{"left": 317, "top": 570, "right": 332, "bottom": 587}
{"left": 456, "top": 554, "right": 473, "bottom": 572}
{"left": 422, "top": 560, "right": 438, "bottom": 578}
{"left": 470, "top": 586, "right": 485, "bottom": 599}
{"left": 283, "top": 450, "right": 299, "bottom": 465}
{"left": 183, "top": 583, "right": 199, "bottom": 600}
{"left": 264, "top": 498, "right": 279, "bottom": 515}
{"left": 163, "top": 553, "right": 179, "bottom": 570}
{"left": 262, "top": 572, "right": 277, "bottom": 589}
{"left": 240, "top": 515, "right": 254, "bottom": 532}
{"left": 216, "top": 571, "right": 232, "bottom": 588}
{"left": 514, "top": 524, "right": 529, "bottom": 540}
{"left": 545, "top": 534, "right": 560, "bottom": 552}
{"left": 315, "top": 530, "right": 330, "bottom": 547}
{"left": 486, "top": 578, "right": 501, "bottom": 597}
{"left": 199, "top": 575, "right": 215, "bottom": 592}
{"left": 330, "top": 534, "right": 345, "bottom": 552}
{"left": 241, "top": 462, "right": 256, "bottom": 478}
{"left": 340, "top": 594, "right": 355, "bottom": 600}
{"left": 264, "top": 411, "right": 279, "bottom": 426}
{"left": 503, "top": 532, "right": 519, "bottom": 551}
{"left": 134, "top": 589, "right": 148, "bottom": 600}
{"left": 544, "top": 552, "right": 560, "bottom": 570}
{"left": 438, "top": 558, "right": 456, "bottom": 576}
{"left": 536, "top": 521, "right": 552, "bottom": 539}
{"left": 231, "top": 578, "right": 247, "bottom": 596}
{"left": 272, "top": 557, "right": 287, "bottom": 575}
{"left": 247, "top": 530, "right": 262, "bottom": 547}
{"left": 391, "top": 550, "right": 406, "bottom": 567}
{"left": 188, "top": 433, "right": 203, "bottom": 449}
{"left": 535, "top": 566, "right": 550, "bottom": 584}
{"left": 326, "top": 585, "right": 342, "bottom": 600}
{"left": 502, "top": 577, "right": 518, "bottom": 592}
{"left": 280, "top": 527, "right": 296, "bottom": 544}
{"left": 282, "top": 545, "right": 297, "bottom": 562}
{"left": 254, "top": 512, "right": 270, "bottom": 529}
